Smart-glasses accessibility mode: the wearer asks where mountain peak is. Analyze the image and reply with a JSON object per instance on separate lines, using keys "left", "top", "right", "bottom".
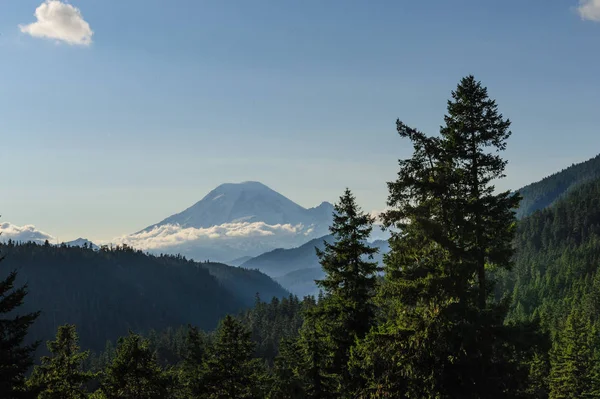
{"left": 141, "top": 182, "right": 333, "bottom": 232}
{"left": 214, "top": 181, "right": 270, "bottom": 190}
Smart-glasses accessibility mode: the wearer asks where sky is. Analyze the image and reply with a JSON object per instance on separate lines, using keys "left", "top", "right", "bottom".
{"left": 1, "top": 0, "right": 600, "bottom": 242}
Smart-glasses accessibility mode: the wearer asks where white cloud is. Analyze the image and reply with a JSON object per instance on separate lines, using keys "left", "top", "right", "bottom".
{"left": 578, "top": 0, "right": 600, "bottom": 21}
{"left": 19, "top": 1, "right": 93, "bottom": 46}
{"left": 0, "top": 222, "right": 55, "bottom": 244}
{"left": 114, "top": 222, "right": 305, "bottom": 251}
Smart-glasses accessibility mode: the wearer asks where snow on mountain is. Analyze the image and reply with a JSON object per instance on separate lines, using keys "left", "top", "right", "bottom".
{"left": 140, "top": 181, "right": 331, "bottom": 231}
{"left": 63, "top": 238, "right": 99, "bottom": 250}
{"left": 0, "top": 222, "right": 55, "bottom": 244}
{"left": 118, "top": 182, "right": 335, "bottom": 262}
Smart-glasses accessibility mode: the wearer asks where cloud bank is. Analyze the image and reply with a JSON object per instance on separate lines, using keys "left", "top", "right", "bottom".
{"left": 0, "top": 222, "right": 55, "bottom": 244}
{"left": 578, "top": 0, "right": 600, "bottom": 21}
{"left": 19, "top": 0, "right": 93, "bottom": 46}
{"left": 115, "top": 222, "right": 305, "bottom": 251}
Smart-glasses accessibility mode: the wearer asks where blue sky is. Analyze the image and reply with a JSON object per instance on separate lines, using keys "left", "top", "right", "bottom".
{"left": 1, "top": 0, "right": 600, "bottom": 242}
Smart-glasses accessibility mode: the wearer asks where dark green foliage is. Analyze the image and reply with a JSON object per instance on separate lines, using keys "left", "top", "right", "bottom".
{"left": 295, "top": 309, "right": 337, "bottom": 399}
{"left": 0, "top": 242, "right": 286, "bottom": 353}
{"left": 177, "top": 326, "right": 209, "bottom": 398}
{"left": 549, "top": 308, "right": 595, "bottom": 398}
{"left": 505, "top": 178, "right": 600, "bottom": 330}
{"left": 99, "top": 332, "right": 172, "bottom": 399}
{"left": 0, "top": 252, "right": 40, "bottom": 399}
{"left": 355, "top": 75, "right": 542, "bottom": 398}
{"left": 313, "top": 189, "right": 380, "bottom": 394}
{"left": 516, "top": 153, "right": 600, "bottom": 219}
{"left": 268, "top": 338, "right": 305, "bottom": 399}
{"left": 27, "top": 325, "right": 94, "bottom": 399}
{"left": 202, "top": 315, "right": 266, "bottom": 398}
{"left": 201, "top": 262, "right": 289, "bottom": 305}
{"left": 238, "top": 294, "right": 305, "bottom": 364}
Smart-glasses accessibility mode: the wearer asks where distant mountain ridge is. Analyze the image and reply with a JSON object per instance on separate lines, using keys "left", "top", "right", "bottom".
{"left": 516, "top": 153, "right": 600, "bottom": 218}
{"left": 241, "top": 235, "right": 390, "bottom": 297}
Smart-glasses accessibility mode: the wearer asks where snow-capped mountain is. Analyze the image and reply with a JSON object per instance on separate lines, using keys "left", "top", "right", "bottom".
{"left": 63, "top": 238, "right": 99, "bottom": 250}
{"left": 140, "top": 181, "right": 332, "bottom": 231}
{"left": 119, "top": 182, "right": 335, "bottom": 262}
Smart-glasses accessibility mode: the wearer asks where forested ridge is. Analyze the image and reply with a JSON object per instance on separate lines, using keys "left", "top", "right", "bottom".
{"left": 515, "top": 153, "right": 600, "bottom": 219}
{"left": 0, "top": 241, "right": 287, "bottom": 353}
{"left": 2, "top": 76, "right": 600, "bottom": 398}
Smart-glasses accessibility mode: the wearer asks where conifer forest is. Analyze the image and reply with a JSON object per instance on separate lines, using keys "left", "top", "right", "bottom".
{"left": 4, "top": 75, "right": 600, "bottom": 398}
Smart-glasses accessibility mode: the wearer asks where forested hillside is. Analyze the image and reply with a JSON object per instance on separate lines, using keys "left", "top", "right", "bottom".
{"left": 506, "top": 176, "right": 600, "bottom": 332}
{"left": 0, "top": 241, "right": 287, "bottom": 352}
{"left": 516, "top": 153, "right": 600, "bottom": 218}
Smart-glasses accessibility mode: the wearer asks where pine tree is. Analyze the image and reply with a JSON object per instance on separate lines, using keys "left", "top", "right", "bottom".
{"left": 26, "top": 324, "right": 94, "bottom": 399}
{"left": 527, "top": 352, "right": 550, "bottom": 399}
{"left": 202, "top": 315, "right": 265, "bottom": 399}
{"left": 355, "top": 76, "right": 542, "bottom": 398}
{"left": 0, "top": 251, "right": 40, "bottom": 399}
{"left": 587, "top": 321, "right": 600, "bottom": 398}
{"left": 296, "top": 309, "right": 337, "bottom": 399}
{"left": 178, "top": 325, "right": 209, "bottom": 398}
{"left": 314, "top": 188, "right": 379, "bottom": 394}
{"left": 100, "top": 332, "right": 172, "bottom": 399}
{"left": 440, "top": 75, "right": 521, "bottom": 309}
{"left": 269, "top": 338, "right": 305, "bottom": 399}
{"left": 549, "top": 309, "right": 593, "bottom": 399}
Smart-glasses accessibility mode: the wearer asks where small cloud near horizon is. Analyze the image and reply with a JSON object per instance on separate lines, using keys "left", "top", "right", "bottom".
{"left": 19, "top": 0, "right": 93, "bottom": 46}
{"left": 577, "top": 0, "right": 600, "bottom": 21}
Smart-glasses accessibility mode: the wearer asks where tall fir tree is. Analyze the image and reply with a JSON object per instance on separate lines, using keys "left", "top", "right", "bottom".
{"left": 353, "top": 76, "right": 543, "bottom": 398}
{"left": 177, "top": 325, "right": 209, "bottom": 398}
{"left": 549, "top": 308, "right": 594, "bottom": 399}
{"left": 26, "top": 324, "right": 94, "bottom": 399}
{"left": 296, "top": 309, "right": 337, "bottom": 399}
{"left": 202, "top": 315, "right": 265, "bottom": 399}
{"left": 268, "top": 338, "right": 305, "bottom": 399}
{"left": 314, "top": 188, "right": 380, "bottom": 395}
{"left": 0, "top": 249, "right": 40, "bottom": 399}
{"left": 99, "top": 332, "right": 172, "bottom": 399}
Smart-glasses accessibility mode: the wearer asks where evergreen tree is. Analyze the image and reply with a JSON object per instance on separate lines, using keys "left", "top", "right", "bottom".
{"left": 202, "top": 315, "right": 265, "bottom": 399}
{"left": 314, "top": 188, "right": 379, "bottom": 394}
{"left": 587, "top": 322, "right": 600, "bottom": 398}
{"left": 100, "top": 332, "right": 171, "bottom": 399}
{"left": 549, "top": 309, "right": 593, "bottom": 399}
{"left": 526, "top": 352, "right": 550, "bottom": 399}
{"left": 296, "top": 310, "right": 337, "bottom": 399}
{"left": 27, "top": 324, "right": 94, "bottom": 398}
{"left": 268, "top": 338, "right": 305, "bottom": 399}
{"left": 355, "top": 76, "right": 542, "bottom": 398}
{"left": 0, "top": 250, "right": 40, "bottom": 399}
{"left": 177, "top": 325, "right": 209, "bottom": 398}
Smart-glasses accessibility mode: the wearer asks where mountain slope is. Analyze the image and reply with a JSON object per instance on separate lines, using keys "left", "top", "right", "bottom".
{"left": 63, "top": 238, "right": 99, "bottom": 250}
{"left": 126, "top": 182, "right": 335, "bottom": 262}
{"left": 241, "top": 235, "right": 334, "bottom": 277}
{"left": 502, "top": 176, "right": 600, "bottom": 332}
{"left": 516, "top": 153, "right": 600, "bottom": 218}
{"left": 0, "top": 242, "right": 287, "bottom": 352}
{"left": 242, "top": 236, "right": 390, "bottom": 296}
{"left": 141, "top": 181, "right": 333, "bottom": 231}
